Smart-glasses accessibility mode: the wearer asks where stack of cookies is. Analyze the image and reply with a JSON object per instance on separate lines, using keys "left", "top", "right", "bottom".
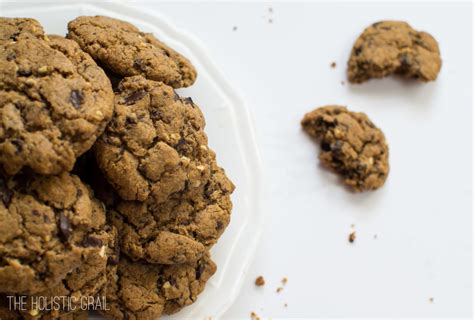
{"left": 0, "top": 16, "right": 234, "bottom": 320}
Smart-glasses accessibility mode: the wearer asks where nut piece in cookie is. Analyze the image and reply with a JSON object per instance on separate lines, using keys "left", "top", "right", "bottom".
{"left": 348, "top": 21, "right": 441, "bottom": 83}
{"left": 0, "top": 35, "right": 114, "bottom": 175}
{"left": 0, "top": 172, "right": 109, "bottom": 295}
{"left": 301, "top": 105, "right": 389, "bottom": 191}
{"left": 0, "top": 17, "right": 45, "bottom": 42}
{"left": 99, "top": 254, "right": 216, "bottom": 319}
{"left": 67, "top": 16, "right": 197, "bottom": 88}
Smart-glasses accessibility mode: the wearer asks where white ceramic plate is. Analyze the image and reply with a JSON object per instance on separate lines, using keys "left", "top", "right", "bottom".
{"left": 0, "top": 2, "right": 263, "bottom": 319}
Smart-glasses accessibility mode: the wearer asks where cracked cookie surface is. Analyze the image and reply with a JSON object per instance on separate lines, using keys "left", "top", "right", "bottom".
{"left": 0, "top": 172, "right": 109, "bottom": 295}
{"left": 301, "top": 105, "right": 389, "bottom": 191}
{"left": 67, "top": 16, "right": 196, "bottom": 88}
{"left": 0, "top": 18, "right": 45, "bottom": 42}
{"left": 93, "top": 76, "right": 234, "bottom": 263}
{"left": 100, "top": 253, "right": 216, "bottom": 320}
{"left": 348, "top": 21, "right": 441, "bottom": 83}
{"left": 0, "top": 35, "right": 113, "bottom": 175}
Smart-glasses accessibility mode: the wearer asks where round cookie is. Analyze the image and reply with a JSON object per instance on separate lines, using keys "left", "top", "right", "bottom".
{"left": 0, "top": 172, "right": 108, "bottom": 295}
{"left": 67, "top": 16, "right": 197, "bottom": 88}
{"left": 94, "top": 75, "right": 212, "bottom": 203}
{"left": 100, "top": 254, "right": 216, "bottom": 320}
{"left": 0, "top": 35, "right": 114, "bottom": 175}
{"left": 93, "top": 76, "right": 234, "bottom": 263}
{"left": 347, "top": 21, "right": 441, "bottom": 83}
{"left": 0, "top": 17, "right": 45, "bottom": 42}
{"left": 301, "top": 105, "right": 389, "bottom": 191}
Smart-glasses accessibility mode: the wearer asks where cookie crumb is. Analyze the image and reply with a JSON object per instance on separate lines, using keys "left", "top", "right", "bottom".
{"left": 255, "top": 276, "right": 265, "bottom": 286}
{"left": 284, "top": 303, "right": 288, "bottom": 307}
{"left": 268, "top": 7, "right": 273, "bottom": 13}
{"left": 330, "top": 62, "right": 336, "bottom": 68}
{"left": 348, "top": 231, "right": 356, "bottom": 243}
{"left": 340, "top": 81, "right": 345, "bottom": 85}
{"left": 429, "top": 297, "right": 434, "bottom": 303}
{"left": 373, "top": 234, "right": 378, "bottom": 239}
{"left": 281, "top": 277, "right": 288, "bottom": 285}
{"left": 250, "top": 311, "right": 260, "bottom": 320}
{"left": 268, "top": 18, "right": 273, "bottom": 24}
{"left": 233, "top": 26, "right": 237, "bottom": 31}
{"left": 276, "top": 287, "right": 283, "bottom": 293}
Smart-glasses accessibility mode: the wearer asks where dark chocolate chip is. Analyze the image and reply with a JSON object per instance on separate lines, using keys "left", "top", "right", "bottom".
{"left": 70, "top": 90, "right": 84, "bottom": 109}
{"left": 176, "top": 137, "right": 186, "bottom": 148}
{"left": 216, "top": 220, "right": 224, "bottom": 230}
{"left": 123, "top": 91, "right": 146, "bottom": 105}
{"left": 372, "top": 21, "right": 382, "bottom": 27}
{"left": 17, "top": 69, "right": 32, "bottom": 77}
{"left": 58, "top": 211, "right": 72, "bottom": 240}
{"left": 196, "top": 263, "right": 205, "bottom": 280}
{"left": 133, "top": 59, "right": 146, "bottom": 71}
{"left": 82, "top": 236, "right": 103, "bottom": 248}
{"left": 354, "top": 47, "right": 362, "bottom": 56}
{"left": 0, "top": 178, "right": 13, "bottom": 207}
{"left": 125, "top": 116, "right": 138, "bottom": 126}
{"left": 321, "top": 141, "right": 331, "bottom": 152}
{"left": 32, "top": 210, "right": 40, "bottom": 216}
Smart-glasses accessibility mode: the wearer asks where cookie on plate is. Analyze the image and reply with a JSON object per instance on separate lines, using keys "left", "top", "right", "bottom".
{"left": 93, "top": 76, "right": 234, "bottom": 263}
{"left": 100, "top": 253, "right": 216, "bottom": 320}
{"left": 67, "top": 16, "right": 197, "bottom": 88}
{"left": 0, "top": 35, "right": 114, "bottom": 175}
{"left": 301, "top": 105, "right": 389, "bottom": 191}
{"left": 347, "top": 21, "right": 441, "bottom": 83}
{"left": 0, "top": 17, "right": 45, "bottom": 42}
{"left": 0, "top": 172, "right": 109, "bottom": 294}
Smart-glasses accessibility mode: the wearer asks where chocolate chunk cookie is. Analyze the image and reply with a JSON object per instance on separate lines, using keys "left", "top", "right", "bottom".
{"left": 100, "top": 254, "right": 216, "bottom": 320}
{"left": 348, "top": 21, "right": 441, "bottom": 83}
{"left": 0, "top": 35, "right": 114, "bottom": 175}
{"left": 301, "top": 106, "right": 389, "bottom": 191}
{"left": 0, "top": 172, "right": 109, "bottom": 294}
{"left": 0, "top": 18, "right": 45, "bottom": 42}
{"left": 93, "top": 76, "right": 234, "bottom": 263}
{"left": 67, "top": 16, "right": 197, "bottom": 88}
{"left": 94, "top": 75, "right": 212, "bottom": 203}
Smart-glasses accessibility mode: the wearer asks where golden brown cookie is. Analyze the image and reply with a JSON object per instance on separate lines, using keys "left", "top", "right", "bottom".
{"left": 0, "top": 35, "right": 114, "bottom": 175}
{"left": 67, "top": 16, "right": 196, "bottom": 88}
{"left": 100, "top": 253, "right": 216, "bottom": 320}
{"left": 0, "top": 17, "right": 45, "bottom": 42}
{"left": 0, "top": 172, "right": 109, "bottom": 295}
{"left": 348, "top": 21, "right": 441, "bottom": 83}
{"left": 302, "top": 105, "right": 389, "bottom": 191}
{"left": 93, "top": 76, "right": 234, "bottom": 264}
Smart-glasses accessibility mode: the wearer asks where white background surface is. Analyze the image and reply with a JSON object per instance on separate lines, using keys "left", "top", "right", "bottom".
{"left": 3, "top": 1, "right": 472, "bottom": 318}
{"left": 145, "top": 2, "right": 472, "bottom": 318}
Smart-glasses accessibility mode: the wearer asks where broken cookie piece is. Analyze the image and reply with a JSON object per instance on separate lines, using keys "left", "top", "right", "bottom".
{"left": 301, "top": 105, "right": 389, "bottom": 191}
{"left": 348, "top": 21, "right": 441, "bottom": 83}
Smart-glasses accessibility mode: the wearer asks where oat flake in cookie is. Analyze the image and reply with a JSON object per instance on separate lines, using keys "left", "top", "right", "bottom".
{"left": 0, "top": 35, "right": 114, "bottom": 175}
{"left": 0, "top": 172, "right": 109, "bottom": 295}
{"left": 67, "top": 16, "right": 197, "bottom": 88}
{"left": 348, "top": 21, "right": 441, "bottom": 83}
{"left": 301, "top": 105, "right": 389, "bottom": 191}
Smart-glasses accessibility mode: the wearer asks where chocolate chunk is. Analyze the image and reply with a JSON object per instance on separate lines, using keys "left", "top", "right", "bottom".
{"left": 82, "top": 236, "right": 103, "bottom": 247}
{"left": 10, "top": 139, "right": 23, "bottom": 154}
{"left": 70, "top": 90, "right": 84, "bottom": 109}
{"left": 196, "top": 263, "right": 205, "bottom": 280}
{"left": 123, "top": 91, "right": 146, "bottom": 105}
{"left": 183, "top": 97, "right": 194, "bottom": 105}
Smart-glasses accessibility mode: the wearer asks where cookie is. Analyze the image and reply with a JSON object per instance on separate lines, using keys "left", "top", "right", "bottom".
{"left": 0, "top": 17, "right": 45, "bottom": 42}
{"left": 15, "top": 226, "right": 118, "bottom": 320}
{"left": 93, "top": 76, "right": 234, "bottom": 263}
{"left": 0, "top": 35, "right": 114, "bottom": 175}
{"left": 67, "top": 16, "right": 197, "bottom": 88}
{"left": 94, "top": 75, "right": 212, "bottom": 203}
{"left": 301, "top": 105, "right": 389, "bottom": 191}
{"left": 0, "top": 172, "right": 109, "bottom": 294}
{"left": 348, "top": 21, "right": 441, "bottom": 83}
{"left": 100, "top": 254, "right": 216, "bottom": 319}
